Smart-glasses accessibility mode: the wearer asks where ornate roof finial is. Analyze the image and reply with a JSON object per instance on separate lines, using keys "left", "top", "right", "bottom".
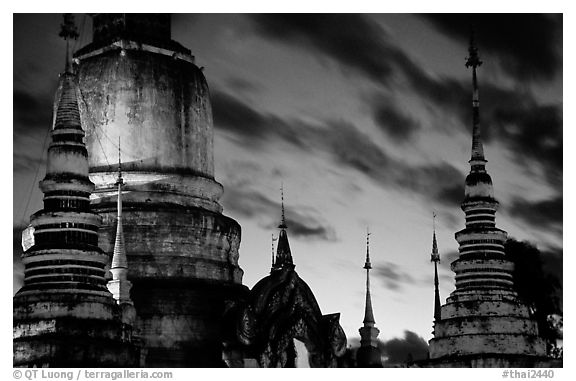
{"left": 59, "top": 14, "right": 79, "bottom": 74}
{"left": 465, "top": 28, "right": 482, "bottom": 70}
{"left": 272, "top": 184, "right": 294, "bottom": 271}
{"left": 431, "top": 211, "right": 440, "bottom": 263}
{"left": 364, "top": 227, "right": 372, "bottom": 270}
{"left": 466, "top": 27, "right": 486, "bottom": 165}
{"left": 279, "top": 182, "right": 287, "bottom": 229}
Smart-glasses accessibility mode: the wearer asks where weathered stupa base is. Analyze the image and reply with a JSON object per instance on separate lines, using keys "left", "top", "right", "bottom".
{"left": 91, "top": 191, "right": 245, "bottom": 367}
{"left": 14, "top": 293, "right": 138, "bottom": 367}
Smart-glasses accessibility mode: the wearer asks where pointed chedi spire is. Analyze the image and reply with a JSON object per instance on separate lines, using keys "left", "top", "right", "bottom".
{"left": 431, "top": 212, "right": 441, "bottom": 323}
{"left": 13, "top": 18, "right": 139, "bottom": 366}
{"left": 54, "top": 15, "right": 81, "bottom": 137}
{"left": 357, "top": 229, "right": 382, "bottom": 367}
{"left": 465, "top": 28, "right": 486, "bottom": 167}
{"left": 462, "top": 30, "right": 497, "bottom": 210}
{"left": 272, "top": 184, "right": 294, "bottom": 271}
{"left": 426, "top": 31, "right": 547, "bottom": 363}
{"left": 111, "top": 139, "right": 127, "bottom": 269}
{"left": 107, "top": 138, "right": 133, "bottom": 305}
{"left": 18, "top": 14, "right": 105, "bottom": 298}
{"left": 363, "top": 229, "right": 375, "bottom": 325}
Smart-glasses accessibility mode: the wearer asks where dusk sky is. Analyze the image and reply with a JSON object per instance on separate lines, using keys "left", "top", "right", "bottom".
{"left": 13, "top": 13, "right": 562, "bottom": 351}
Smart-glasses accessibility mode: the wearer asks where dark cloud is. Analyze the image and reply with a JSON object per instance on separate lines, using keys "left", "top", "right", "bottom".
{"left": 371, "top": 99, "right": 420, "bottom": 143}
{"left": 348, "top": 332, "right": 429, "bottom": 367}
{"left": 373, "top": 261, "right": 414, "bottom": 291}
{"left": 221, "top": 186, "right": 336, "bottom": 241}
{"left": 13, "top": 89, "right": 52, "bottom": 175}
{"left": 214, "top": 90, "right": 464, "bottom": 207}
{"left": 405, "top": 70, "right": 562, "bottom": 191}
{"left": 379, "top": 330, "right": 429, "bottom": 366}
{"left": 13, "top": 14, "right": 63, "bottom": 136}
{"left": 247, "top": 14, "right": 464, "bottom": 118}
{"left": 13, "top": 152, "right": 45, "bottom": 173}
{"left": 225, "top": 76, "right": 262, "bottom": 95}
{"left": 211, "top": 90, "right": 275, "bottom": 142}
{"left": 246, "top": 14, "right": 562, "bottom": 192}
{"left": 492, "top": 104, "right": 562, "bottom": 188}
{"left": 397, "top": 163, "right": 463, "bottom": 207}
{"left": 400, "top": 41, "right": 561, "bottom": 191}
{"left": 270, "top": 219, "right": 335, "bottom": 240}
{"left": 314, "top": 120, "right": 392, "bottom": 176}
{"left": 399, "top": 33, "right": 562, "bottom": 190}
{"left": 346, "top": 331, "right": 429, "bottom": 367}
{"left": 14, "top": 89, "right": 53, "bottom": 138}
{"left": 249, "top": 14, "right": 403, "bottom": 84}
{"left": 506, "top": 196, "right": 562, "bottom": 233}
{"left": 214, "top": 81, "right": 560, "bottom": 245}
{"left": 434, "top": 183, "right": 463, "bottom": 208}
{"left": 421, "top": 14, "right": 562, "bottom": 82}
{"left": 13, "top": 89, "right": 52, "bottom": 134}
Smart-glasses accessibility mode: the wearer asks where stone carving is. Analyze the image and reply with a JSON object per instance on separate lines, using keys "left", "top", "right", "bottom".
{"left": 223, "top": 267, "right": 347, "bottom": 367}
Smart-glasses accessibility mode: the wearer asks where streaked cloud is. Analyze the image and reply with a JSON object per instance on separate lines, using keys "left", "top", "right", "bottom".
{"left": 421, "top": 14, "right": 562, "bottom": 82}
{"left": 371, "top": 97, "right": 421, "bottom": 143}
{"left": 246, "top": 14, "right": 562, "bottom": 192}
{"left": 507, "top": 196, "right": 562, "bottom": 234}
{"left": 213, "top": 89, "right": 465, "bottom": 207}
{"left": 221, "top": 186, "right": 337, "bottom": 241}
{"left": 248, "top": 14, "right": 404, "bottom": 85}
{"left": 373, "top": 261, "right": 415, "bottom": 291}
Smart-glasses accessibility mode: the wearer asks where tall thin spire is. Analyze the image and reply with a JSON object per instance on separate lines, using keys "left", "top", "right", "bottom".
{"left": 111, "top": 138, "right": 127, "bottom": 270}
{"left": 108, "top": 138, "right": 132, "bottom": 305}
{"left": 272, "top": 184, "right": 293, "bottom": 271}
{"left": 357, "top": 229, "right": 382, "bottom": 367}
{"left": 363, "top": 228, "right": 375, "bottom": 325}
{"left": 431, "top": 212, "right": 441, "bottom": 323}
{"left": 466, "top": 28, "right": 485, "bottom": 165}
